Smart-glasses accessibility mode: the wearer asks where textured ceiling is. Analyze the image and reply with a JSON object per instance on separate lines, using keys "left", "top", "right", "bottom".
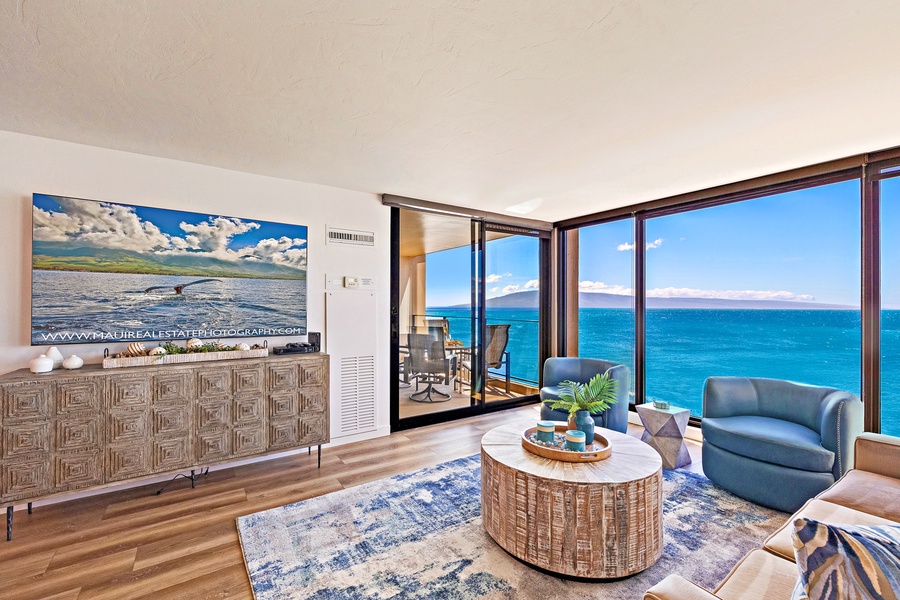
{"left": 2, "top": 1, "right": 900, "bottom": 222}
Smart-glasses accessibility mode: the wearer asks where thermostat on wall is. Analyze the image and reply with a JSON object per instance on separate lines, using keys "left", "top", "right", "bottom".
{"left": 343, "top": 276, "right": 360, "bottom": 288}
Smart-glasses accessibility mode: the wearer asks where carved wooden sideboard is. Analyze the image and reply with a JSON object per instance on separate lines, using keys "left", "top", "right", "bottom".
{"left": 0, "top": 353, "right": 329, "bottom": 539}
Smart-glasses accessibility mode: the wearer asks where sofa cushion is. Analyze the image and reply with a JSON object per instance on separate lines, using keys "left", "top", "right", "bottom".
{"left": 817, "top": 469, "right": 900, "bottom": 522}
{"left": 791, "top": 519, "right": 900, "bottom": 600}
{"left": 714, "top": 549, "right": 799, "bottom": 600}
{"left": 764, "top": 499, "right": 897, "bottom": 561}
{"left": 702, "top": 416, "right": 834, "bottom": 473}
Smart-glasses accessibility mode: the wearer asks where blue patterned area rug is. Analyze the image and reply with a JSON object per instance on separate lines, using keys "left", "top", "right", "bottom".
{"left": 237, "top": 455, "right": 785, "bottom": 599}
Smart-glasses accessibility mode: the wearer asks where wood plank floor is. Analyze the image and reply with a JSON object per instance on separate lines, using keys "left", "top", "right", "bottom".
{"left": 0, "top": 405, "right": 704, "bottom": 600}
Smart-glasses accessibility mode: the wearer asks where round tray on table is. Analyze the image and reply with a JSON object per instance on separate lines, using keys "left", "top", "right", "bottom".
{"left": 521, "top": 424, "right": 612, "bottom": 462}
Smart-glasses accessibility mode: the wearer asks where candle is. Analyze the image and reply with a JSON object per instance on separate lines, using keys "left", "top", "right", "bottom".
{"left": 565, "top": 430, "right": 586, "bottom": 452}
{"left": 536, "top": 420, "right": 556, "bottom": 443}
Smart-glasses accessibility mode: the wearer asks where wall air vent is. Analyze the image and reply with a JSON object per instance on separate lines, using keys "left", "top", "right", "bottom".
{"left": 338, "top": 355, "right": 376, "bottom": 435}
{"left": 327, "top": 227, "right": 375, "bottom": 247}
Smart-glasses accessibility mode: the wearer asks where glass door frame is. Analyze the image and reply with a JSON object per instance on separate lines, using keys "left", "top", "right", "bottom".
{"left": 863, "top": 156, "right": 900, "bottom": 432}
{"left": 390, "top": 207, "right": 551, "bottom": 432}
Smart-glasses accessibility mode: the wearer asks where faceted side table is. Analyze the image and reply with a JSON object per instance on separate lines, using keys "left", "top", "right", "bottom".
{"left": 636, "top": 404, "right": 692, "bottom": 470}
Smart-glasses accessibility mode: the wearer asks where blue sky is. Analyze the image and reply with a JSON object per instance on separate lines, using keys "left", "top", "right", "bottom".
{"left": 426, "top": 235, "right": 539, "bottom": 306}
{"left": 33, "top": 194, "right": 307, "bottom": 249}
{"left": 425, "top": 178, "right": 889, "bottom": 308}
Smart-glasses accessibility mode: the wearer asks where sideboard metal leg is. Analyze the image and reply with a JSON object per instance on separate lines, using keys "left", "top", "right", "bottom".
{"left": 317, "top": 445, "right": 322, "bottom": 469}
{"left": 308, "top": 447, "right": 311, "bottom": 456}
{"left": 6, "top": 506, "right": 12, "bottom": 541}
{"left": 190, "top": 469, "right": 196, "bottom": 489}
{"left": 27, "top": 502, "right": 32, "bottom": 515}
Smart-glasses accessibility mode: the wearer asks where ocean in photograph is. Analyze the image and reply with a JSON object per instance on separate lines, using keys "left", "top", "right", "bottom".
{"left": 32, "top": 270, "right": 306, "bottom": 344}
{"left": 426, "top": 307, "right": 900, "bottom": 436}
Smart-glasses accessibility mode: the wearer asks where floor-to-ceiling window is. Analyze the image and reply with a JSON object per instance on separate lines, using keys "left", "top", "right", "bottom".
{"left": 644, "top": 181, "right": 861, "bottom": 415}
{"left": 575, "top": 219, "right": 635, "bottom": 402}
{"left": 881, "top": 175, "right": 900, "bottom": 435}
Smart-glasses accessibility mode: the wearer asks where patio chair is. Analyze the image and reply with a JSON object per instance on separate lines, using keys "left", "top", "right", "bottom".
{"left": 458, "top": 324, "right": 512, "bottom": 394}
{"left": 406, "top": 325, "right": 456, "bottom": 402}
{"left": 423, "top": 317, "right": 451, "bottom": 340}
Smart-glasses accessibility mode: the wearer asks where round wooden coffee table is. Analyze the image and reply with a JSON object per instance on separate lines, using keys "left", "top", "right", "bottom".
{"left": 481, "top": 422, "right": 663, "bottom": 579}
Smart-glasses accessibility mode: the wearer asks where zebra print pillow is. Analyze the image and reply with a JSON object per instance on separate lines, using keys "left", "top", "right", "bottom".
{"left": 791, "top": 518, "right": 900, "bottom": 600}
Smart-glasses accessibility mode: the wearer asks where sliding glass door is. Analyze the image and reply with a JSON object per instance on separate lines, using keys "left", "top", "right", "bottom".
{"left": 484, "top": 228, "right": 541, "bottom": 401}
{"left": 391, "top": 208, "right": 548, "bottom": 430}
{"left": 394, "top": 209, "right": 479, "bottom": 422}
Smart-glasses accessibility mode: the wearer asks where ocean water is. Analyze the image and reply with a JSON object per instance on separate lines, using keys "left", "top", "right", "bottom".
{"left": 427, "top": 307, "right": 900, "bottom": 436}
{"left": 32, "top": 270, "right": 306, "bottom": 344}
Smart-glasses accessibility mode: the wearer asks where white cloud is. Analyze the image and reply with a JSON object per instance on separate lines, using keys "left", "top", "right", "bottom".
{"left": 34, "top": 199, "right": 307, "bottom": 271}
{"left": 490, "top": 286, "right": 500, "bottom": 293}
{"left": 617, "top": 238, "right": 663, "bottom": 251}
{"left": 486, "top": 273, "right": 503, "bottom": 283}
{"left": 524, "top": 279, "right": 539, "bottom": 290}
{"left": 33, "top": 199, "right": 171, "bottom": 252}
{"left": 646, "top": 287, "right": 815, "bottom": 301}
{"left": 579, "top": 280, "right": 634, "bottom": 295}
{"left": 180, "top": 217, "right": 260, "bottom": 255}
{"left": 577, "top": 281, "right": 815, "bottom": 302}
{"left": 502, "top": 284, "right": 520, "bottom": 294}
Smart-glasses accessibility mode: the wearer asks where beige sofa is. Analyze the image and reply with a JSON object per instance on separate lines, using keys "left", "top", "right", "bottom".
{"left": 644, "top": 433, "right": 900, "bottom": 600}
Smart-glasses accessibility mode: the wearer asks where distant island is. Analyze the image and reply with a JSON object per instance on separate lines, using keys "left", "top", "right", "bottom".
{"left": 32, "top": 242, "right": 306, "bottom": 280}
{"left": 453, "top": 290, "right": 855, "bottom": 310}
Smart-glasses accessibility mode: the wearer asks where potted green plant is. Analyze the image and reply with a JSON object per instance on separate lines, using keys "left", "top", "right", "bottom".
{"left": 542, "top": 372, "right": 619, "bottom": 443}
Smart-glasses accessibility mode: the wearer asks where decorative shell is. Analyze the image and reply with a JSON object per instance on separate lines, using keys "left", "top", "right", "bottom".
{"left": 235, "top": 342, "right": 251, "bottom": 351}
{"left": 123, "top": 342, "right": 147, "bottom": 357}
{"left": 148, "top": 346, "right": 167, "bottom": 356}
{"left": 186, "top": 338, "right": 204, "bottom": 350}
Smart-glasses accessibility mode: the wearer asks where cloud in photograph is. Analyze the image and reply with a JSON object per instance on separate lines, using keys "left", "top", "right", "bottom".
{"left": 524, "top": 279, "right": 539, "bottom": 290}
{"left": 34, "top": 198, "right": 307, "bottom": 271}
{"left": 34, "top": 197, "right": 170, "bottom": 252}
{"left": 486, "top": 273, "right": 503, "bottom": 283}
{"left": 502, "top": 284, "right": 520, "bottom": 294}
{"left": 179, "top": 217, "right": 260, "bottom": 253}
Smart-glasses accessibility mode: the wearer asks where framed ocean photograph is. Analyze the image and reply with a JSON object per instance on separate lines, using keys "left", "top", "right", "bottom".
{"left": 31, "top": 194, "right": 308, "bottom": 345}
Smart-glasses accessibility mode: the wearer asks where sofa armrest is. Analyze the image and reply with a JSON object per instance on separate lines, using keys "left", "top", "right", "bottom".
{"left": 816, "top": 391, "right": 863, "bottom": 478}
{"left": 703, "top": 377, "right": 758, "bottom": 418}
{"left": 644, "top": 575, "right": 720, "bottom": 600}
{"left": 855, "top": 432, "right": 900, "bottom": 479}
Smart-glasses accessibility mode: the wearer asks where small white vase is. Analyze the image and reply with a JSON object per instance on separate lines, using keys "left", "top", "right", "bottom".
{"left": 63, "top": 355, "right": 84, "bottom": 370}
{"left": 46, "top": 346, "right": 64, "bottom": 370}
{"left": 30, "top": 354, "right": 54, "bottom": 374}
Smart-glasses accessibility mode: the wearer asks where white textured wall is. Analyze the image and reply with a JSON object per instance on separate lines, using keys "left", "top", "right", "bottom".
{"left": 0, "top": 129, "right": 391, "bottom": 443}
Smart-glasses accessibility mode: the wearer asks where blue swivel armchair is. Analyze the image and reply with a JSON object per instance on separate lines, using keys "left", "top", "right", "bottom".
{"left": 701, "top": 377, "right": 863, "bottom": 513}
{"left": 539, "top": 358, "right": 630, "bottom": 433}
